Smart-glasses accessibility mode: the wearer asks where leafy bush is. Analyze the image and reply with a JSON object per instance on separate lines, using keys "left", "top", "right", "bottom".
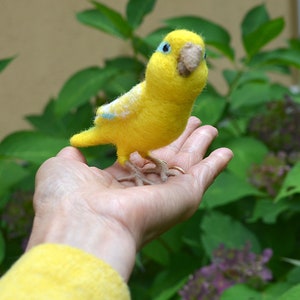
{"left": 1, "top": 1, "right": 300, "bottom": 299}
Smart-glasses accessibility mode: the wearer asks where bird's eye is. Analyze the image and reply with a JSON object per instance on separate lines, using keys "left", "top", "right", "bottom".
{"left": 156, "top": 41, "right": 171, "bottom": 54}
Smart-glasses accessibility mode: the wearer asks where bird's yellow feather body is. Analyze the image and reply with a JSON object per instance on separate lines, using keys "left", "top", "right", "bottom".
{"left": 70, "top": 29, "right": 208, "bottom": 165}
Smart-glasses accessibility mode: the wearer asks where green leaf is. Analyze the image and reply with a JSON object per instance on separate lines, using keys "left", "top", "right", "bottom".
{"left": 105, "top": 72, "right": 138, "bottom": 99}
{"left": 27, "top": 99, "right": 95, "bottom": 139}
{"left": 144, "top": 27, "right": 172, "bottom": 50}
{"left": 126, "top": 0, "right": 156, "bottom": 29}
{"left": 102, "top": 57, "right": 145, "bottom": 98}
{"left": 278, "top": 284, "right": 300, "bottom": 300}
{"left": 202, "top": 172, "right": 262, "bottom": 209}
{"left": 241, "top": 5, "right": 285, "bottom": 59}
{"left": 264, "top": 282, "right": 294, "bottom": 300}
{"left": 269, "top": 83, "right": 290, "bottom": 100}
{"left": 0, "top": 56, "right": 16, "bottom": 73}
{"left": 159, "top": 224, "right": 186, "bottom": 253}
{"left": 223, "top": 69, "right": 268, "bottom": 88}
{"left": 105, "top": 56, "right": 145, "bottom": 72}
{"left": 131, "top": 35, "right": 153, "bottom": 57}
{"left": 221, "top": 284, "right": 262, "bottom": 300}
{"left": 230, "top": 82, "right": 287, "bottom": 115}
{"left": 55, "top": 67, "right": 117, "bottom": 116}
{"left": 241, "top": 4, "right": 270, "bottom": 37}
{"left": 192, "top": 89, "right": 226, "bottom": 125}
{"left": 153, "top": 277, "right": 186, "bottom": 300}
{"left": 0, "top": 160, "right": 28, "bottom": 198}
{"left": 201, "top": 211, "right": 260, "bottom": 258}
{"left": 0, "top": 131, "right": 68, "bottom": 164}
{"left": 142, "top": 239, "right": 170, "bottom": 266}
{"left": 82, "top": 144, "right": 116, "bottom": 169}
{"left": 164, "top": 16, "right": 234, "bottom": 60}
{"left": 243, "top": 17, "right": 285, "bottom": 58}
{"left": 0, "top": 230, "right": 5, "bottom": 264}
{"left": 146, "top": 27, "right": 172, "bottom": 42}
{"left": 249, "top": 199, "right": 289, "bottom": 224}
{"left": 276, "top": 162, "right": 300, "bottom": 201}
{"left": 77, "top": 2, "right": 132, "bottom": 39}
{"left": 225, "top": 137, "right": 268, "bottom": 179}
{"left": 289, "top": 38, "right": 300, "bottom": 50}
{"left": 181, "top": 211, "right": 203, "bottom": 251}
{"left": 282, "top": 258, "right": 300, "bottom": 268}
{"left": 236, "top": 70, "right": 269, "bottom": 87}
{"left": 26, "top": 99, "right": 68, "bottom": 137}
{"left": 250, "top": 49, "right": 300, "bottom": 70}
{"left": 287, "top": 267, "right": 300, "bottom": 284}
{"left": 230, "top": 82, "right": 272, "bottom": 111}
{"left": 217, "top": 117, "right": 249, "bottom": 140}
{"left": 149, "top": 251, "right": 198, "bottom": 299}
{"left": 223, "top": 69, "right": 239, "bottom": 86}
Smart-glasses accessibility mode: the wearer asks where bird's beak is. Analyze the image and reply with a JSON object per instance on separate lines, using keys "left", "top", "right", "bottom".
{"left": 177, "top": 42, "right": 203, "bottom": 77}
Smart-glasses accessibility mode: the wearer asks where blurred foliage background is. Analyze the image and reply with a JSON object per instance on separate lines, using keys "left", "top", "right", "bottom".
{"left": 1, "top": 1, "right": 300, "bottom": 299}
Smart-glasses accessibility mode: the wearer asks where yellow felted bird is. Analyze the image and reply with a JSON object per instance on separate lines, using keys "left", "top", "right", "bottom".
{"left": 70, "top": 29, "right": 208, "bottom": 185}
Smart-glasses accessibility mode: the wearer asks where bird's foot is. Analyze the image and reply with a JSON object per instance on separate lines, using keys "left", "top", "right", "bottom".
{"left": 144, "top": 156, "right": 185, "bottom": 182}
{"left": 118, "top": 161, "right": 156, "bottom": 186}
{"left": 118, "top": 157, "right": 185, "bottom": 186}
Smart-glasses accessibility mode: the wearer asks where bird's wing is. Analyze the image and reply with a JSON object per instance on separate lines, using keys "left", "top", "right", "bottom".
{"left": 96, "top": 83, "right": 143, "bottom": 121}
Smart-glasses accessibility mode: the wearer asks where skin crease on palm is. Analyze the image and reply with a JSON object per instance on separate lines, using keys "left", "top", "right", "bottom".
{"left": 26, "top": 117, "right": 233, "bottom": 281}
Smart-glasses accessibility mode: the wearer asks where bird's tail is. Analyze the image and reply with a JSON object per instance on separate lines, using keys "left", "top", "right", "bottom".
{"left": 70, "top": 127, "right": 105, "bottom": 148}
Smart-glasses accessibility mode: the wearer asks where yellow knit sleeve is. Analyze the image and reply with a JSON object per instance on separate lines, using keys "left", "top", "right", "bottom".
{"left": 0, "top": 244, "right": 130, "bottom": 300}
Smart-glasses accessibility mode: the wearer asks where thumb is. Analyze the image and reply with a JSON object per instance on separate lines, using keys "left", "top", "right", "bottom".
{"left": 191, "top": 147, "right": 233, "bottom": 192}
{"left": 56, "top": 146, "right": 87, "bottom": 164}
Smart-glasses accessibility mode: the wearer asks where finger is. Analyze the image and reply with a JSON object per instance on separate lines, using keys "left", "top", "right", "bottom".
{"left": 57, "top": 147, "right": 127, "bottom": 188}
{"left": 190, "top": 147, "right": 233, "bottom": 191}
{"left": 180, "top": 125, "right": 218, "bottom": 155}
{"left": 160, "top": 116, "right": 201, "bottom": 154}
{"left": 143, "top": 147, "right": 233, "bottom": 229}
{"left": 56, "top": 146, "right": 87, "bottom": 164}
{"left": 35, "top": 147, "right": 86, "bottom": 185}
{"left": 167, "top": 125, "right": 218, "bottom": 169}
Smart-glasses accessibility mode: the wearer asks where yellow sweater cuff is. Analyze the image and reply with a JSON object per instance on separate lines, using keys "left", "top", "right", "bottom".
{"left": 0, "top": 244, "right": 130, "bottom": 300}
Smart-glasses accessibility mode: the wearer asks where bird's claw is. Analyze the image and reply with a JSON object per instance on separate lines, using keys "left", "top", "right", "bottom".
{"left": 118, "top": 161, "right": 155, "bottom": 186}
{"left": 118, "top": 173, "right": 155, "bottom": 186}
{"left": 143, "top": 159, "right": 169, "bottom": 182}
{"left": 118, "top": 158, "right": 185, "bottom": 186}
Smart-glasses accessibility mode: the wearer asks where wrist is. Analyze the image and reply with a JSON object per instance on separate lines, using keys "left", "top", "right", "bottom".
{"left": 26, "top": 209, "right": 137, "bottom": 282}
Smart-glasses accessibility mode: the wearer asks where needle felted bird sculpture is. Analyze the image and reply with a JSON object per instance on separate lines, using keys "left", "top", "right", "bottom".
{"left": 70, "top": 29, "right": 208, "bottom": 185}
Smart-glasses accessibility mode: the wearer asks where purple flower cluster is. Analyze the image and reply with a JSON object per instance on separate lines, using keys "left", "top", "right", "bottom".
{"left": 248, "top": 96, "right": 300, "bottom": 154}
{"left": 179, "top": 243, "right": 273, "bottom": 300}
{"left": 248, "top": 152, "right": 291, "bottom": 197}
{"left": 247, "top": 96, "right": 300, "bottom": 196}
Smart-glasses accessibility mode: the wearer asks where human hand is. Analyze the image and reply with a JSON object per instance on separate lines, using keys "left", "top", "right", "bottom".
{"left": 26, "top": 117, "right": 233, "bottom": 281}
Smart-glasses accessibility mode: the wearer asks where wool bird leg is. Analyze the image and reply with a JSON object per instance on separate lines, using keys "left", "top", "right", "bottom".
{"left": 118, "top": 154, "right": 185, "bottom": 186}
{"left": 143, "top": 155, "right": 170, "bottom": 182}
{"left": 118, "top": 161, "right": 156, "bottom": 186}
{"left": 144, "top": 155, "right": 185, "bottom": 182}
